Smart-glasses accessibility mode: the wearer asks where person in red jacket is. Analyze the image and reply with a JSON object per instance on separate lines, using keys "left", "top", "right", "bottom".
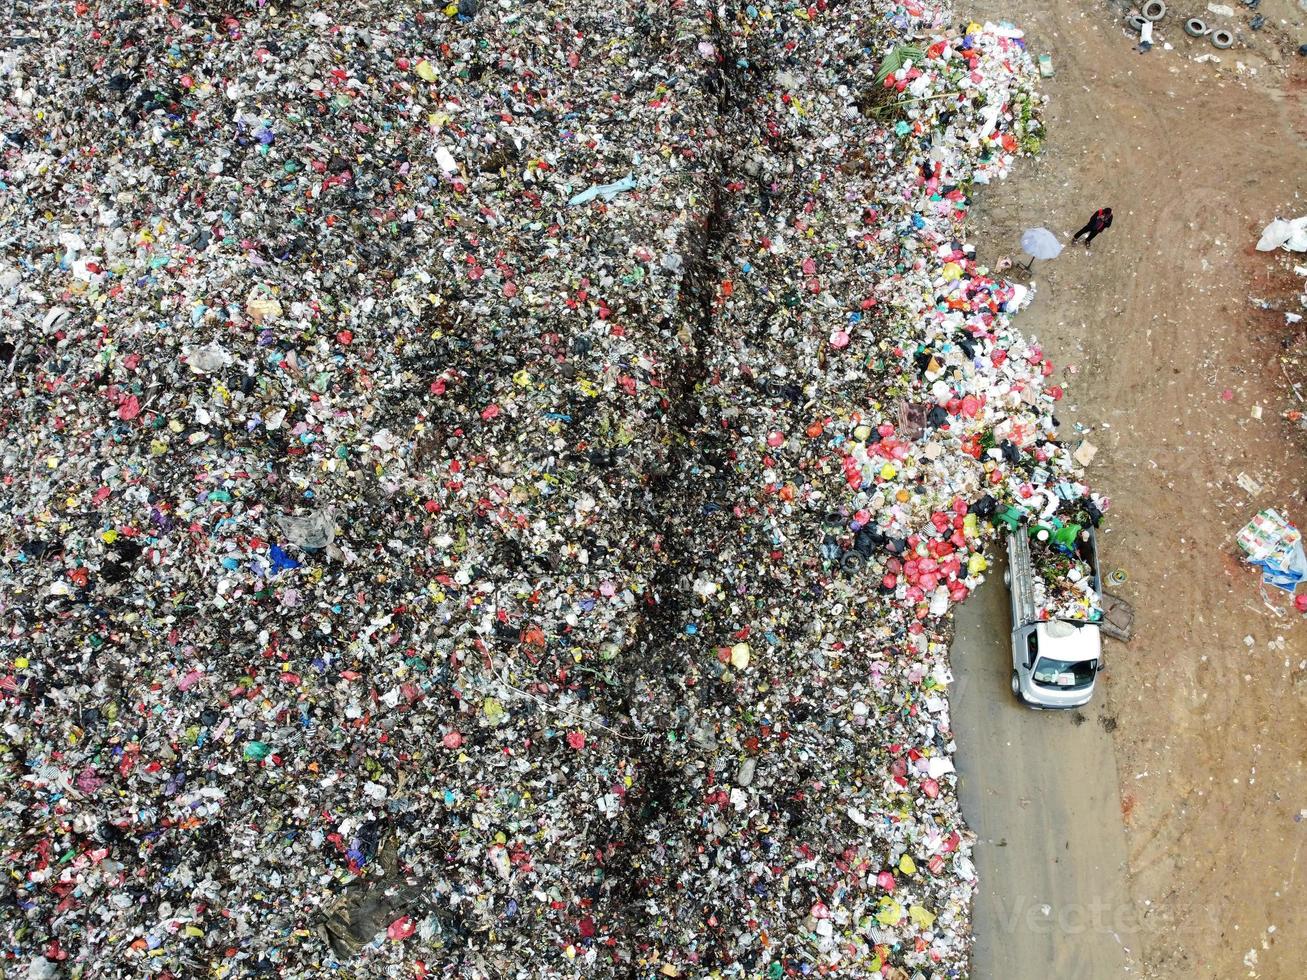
{"left": 1072, "top": 207, "right": 1113, "bottom": 246}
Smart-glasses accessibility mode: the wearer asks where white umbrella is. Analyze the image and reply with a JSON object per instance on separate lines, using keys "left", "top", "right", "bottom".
{"left": 1019, "top": 227, "right": 1063, "bottom": 269}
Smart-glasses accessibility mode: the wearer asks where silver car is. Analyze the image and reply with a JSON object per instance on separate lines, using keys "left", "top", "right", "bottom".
{"left": 1005, "top": 528, "right": 1105, "bottom": 709}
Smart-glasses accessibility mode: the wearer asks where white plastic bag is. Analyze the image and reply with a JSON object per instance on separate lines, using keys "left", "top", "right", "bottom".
{"left": 1257, "top": 216, "right": 1307, "bottom": 252}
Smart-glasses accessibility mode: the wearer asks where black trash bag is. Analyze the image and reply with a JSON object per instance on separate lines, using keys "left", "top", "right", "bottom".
{"left": 855, "top": 526, "right": 885, "bottom": 556}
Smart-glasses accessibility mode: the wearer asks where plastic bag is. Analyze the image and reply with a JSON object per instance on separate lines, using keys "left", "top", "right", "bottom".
{"left": 1257, "top": 216, "right": 1307, "bottom": 252}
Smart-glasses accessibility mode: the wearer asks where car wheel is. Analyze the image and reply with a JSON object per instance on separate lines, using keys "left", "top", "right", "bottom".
{"left": 1011, "top": 670, "right": 1023, "bottom": 700}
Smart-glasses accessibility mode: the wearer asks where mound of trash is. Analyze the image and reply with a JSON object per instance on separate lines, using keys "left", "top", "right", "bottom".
{"left": 0, "top": 1, "right": 1103, "bottom": 977}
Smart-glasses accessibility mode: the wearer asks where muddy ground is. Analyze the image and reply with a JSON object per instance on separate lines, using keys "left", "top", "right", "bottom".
{"left": 960, "top": 0, "right": 1307, "bottom": 976}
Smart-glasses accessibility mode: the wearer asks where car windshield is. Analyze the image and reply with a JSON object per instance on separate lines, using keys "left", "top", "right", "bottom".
{"left": 1032, "top": 657, "right": 1096, "bottom": 690}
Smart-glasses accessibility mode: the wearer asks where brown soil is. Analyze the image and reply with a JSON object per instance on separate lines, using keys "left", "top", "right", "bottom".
{"left": 963, "top": 1, "right": 1307, "bottom": 976}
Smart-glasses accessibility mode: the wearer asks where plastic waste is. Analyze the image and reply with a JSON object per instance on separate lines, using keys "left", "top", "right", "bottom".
{"left": 1257, "top": 216, "right": 1307, "bottom": 252}
{"left": 567, "top": 174, "right": 641, "bottom": 206}
{"left": 276, "top": 509, "right": 337, "bottom": 550}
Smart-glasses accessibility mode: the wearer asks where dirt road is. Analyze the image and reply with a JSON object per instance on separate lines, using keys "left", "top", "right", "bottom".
{"left": 952, "top": 556, "right": 1135, "bottom": 979}
{"left": 954, "top": 0, "right": 1307, "bottom": 976}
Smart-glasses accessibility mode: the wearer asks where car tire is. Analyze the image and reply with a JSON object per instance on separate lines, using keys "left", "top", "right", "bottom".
{"left": 1126, "top": 14, "right": 1147, "bottom": 31}
{"left": 1142, "top": 0, "right": 1166, "bottom": 21}
{"left": 1184, "top": 17, "right": 1206, "bottom": 37}
{"left": 1211, "top": 29, "right": 1234, "bottom": 49}
{"left": 1011, "top": 670, "right": 1023, "bottom": 700}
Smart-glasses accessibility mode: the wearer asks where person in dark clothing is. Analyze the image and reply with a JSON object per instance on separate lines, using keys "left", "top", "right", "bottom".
{"left": 1072, "top": 207, "right": 1113, "bottom": 246}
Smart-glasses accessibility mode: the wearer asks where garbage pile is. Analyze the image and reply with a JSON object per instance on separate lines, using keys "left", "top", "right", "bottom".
{"left": 1237, "top": 508, "right": 1307, "bottom": 593}
{"left": 1005, "top": 510, "right": 1105, "bottom": 622}
{"left": 1031, "top": 547, "right": 1101, "bottom": 622}
{"left": 0, "top": 1, "right": 1104, "bottom": 977}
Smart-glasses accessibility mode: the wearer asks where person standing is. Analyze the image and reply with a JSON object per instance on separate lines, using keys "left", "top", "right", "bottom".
{"left": 1072, "top": 207, "right": 1113, "bottom": 246}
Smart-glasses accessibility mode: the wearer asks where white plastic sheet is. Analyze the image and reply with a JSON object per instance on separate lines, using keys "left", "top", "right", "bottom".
{"left": 1256, "top": 216, "right": 1307, "bottom": 252}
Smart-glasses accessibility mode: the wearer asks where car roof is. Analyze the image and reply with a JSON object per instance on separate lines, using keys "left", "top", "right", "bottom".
{"left": 1035, "top": 619, "right": 1102, "bottom": 664}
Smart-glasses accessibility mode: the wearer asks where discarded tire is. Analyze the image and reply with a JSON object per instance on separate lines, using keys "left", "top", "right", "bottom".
{"left": 1127, "top": 14, "right": 1147, "bottom": 31}
{"left": 1211, "top": 29, "right": 1234, "bottom": 49}
{"left": 1142, "top": 0, "right": 1166, "bottom": 21}
{"left": 1184, "top": 17, "right": 1206, "bottom": 37}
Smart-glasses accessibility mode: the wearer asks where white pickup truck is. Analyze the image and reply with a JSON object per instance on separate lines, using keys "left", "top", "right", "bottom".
{"left": 1004, "top": 526, "right": 1104, "bottom": 709}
